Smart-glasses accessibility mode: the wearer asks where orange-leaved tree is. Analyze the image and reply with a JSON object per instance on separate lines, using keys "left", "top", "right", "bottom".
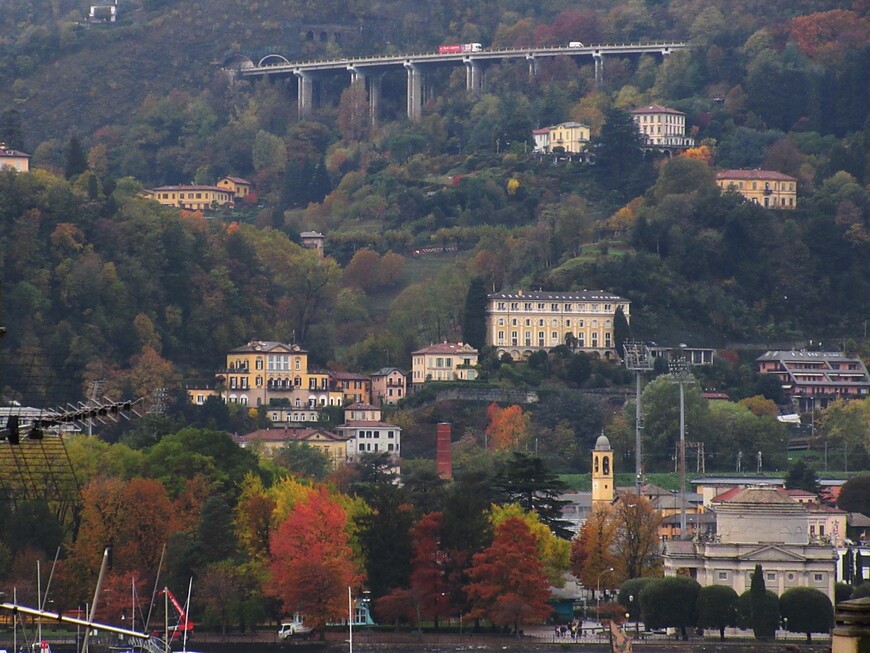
{"left": 464, "top": 517, "right": 552, "bottom": 633}
{"left": 485, "top": 403, "right": 531, "bottom": 452}
{"left": 570, "top": 506, "right": 619, "bottom": 592}
{"left": 268, "top": 486, "right": 363, "bottom": 633}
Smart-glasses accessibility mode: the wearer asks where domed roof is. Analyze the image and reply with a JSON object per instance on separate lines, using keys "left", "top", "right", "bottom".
{"left": 595, "top": 434, "right": 611, "bottom": 450}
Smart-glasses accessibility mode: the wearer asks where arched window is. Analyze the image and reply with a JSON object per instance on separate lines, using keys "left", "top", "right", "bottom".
{"left": 603, "top": 457, "right": 610, "bottom": 475}
{"left": 594, "top": 455, "right": 599, "bottom": 473}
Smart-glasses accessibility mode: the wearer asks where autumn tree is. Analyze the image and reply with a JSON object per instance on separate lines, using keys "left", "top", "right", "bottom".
{"left": 611, "top": 493, "right": 663, "bottom": 579}
{"left": 485, "top": 403, "right": 531, "bottom": 451}
{"left": 491, "top": 503, "right": 570, "bottom": 586}
{"left": 268, "top": 487, "right": 363, "bottom": 632}
{"left": 465, "top": 517, "right": 552, "bottom": 633}
{"left": 376, "top": 512, "right": 450, "bottom": 629}
{"left": 337, "top": 80, "right": 371, "bottom": 142}
{"left": 571, "top": 507, "right": 618, "bottom": 593}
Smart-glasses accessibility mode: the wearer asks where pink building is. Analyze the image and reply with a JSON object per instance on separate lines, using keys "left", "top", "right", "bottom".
{"left": 370, "top": 367, "right": 407, "bottom": 405}
{"left": 757, "top": 350, "right": 870, "bottom": 411}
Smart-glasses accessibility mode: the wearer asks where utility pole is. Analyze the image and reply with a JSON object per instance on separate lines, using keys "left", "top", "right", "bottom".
{"left": 623, "top": 341, "right": 653, "bottom": 495}
{"left": 669, "top": 357, "right": 694, "bottom": 538}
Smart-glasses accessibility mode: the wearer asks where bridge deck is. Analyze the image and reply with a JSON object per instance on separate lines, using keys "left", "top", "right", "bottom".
{"left": 238, "top": 41, "right": 690, "bottom": 76}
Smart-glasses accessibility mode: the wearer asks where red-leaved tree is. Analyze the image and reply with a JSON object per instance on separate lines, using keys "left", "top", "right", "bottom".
{"left": 268, "top": 487, "right": 363, "bottom": 633}
{"left": 464, "top": 517, "right": 552, "bottom": 633}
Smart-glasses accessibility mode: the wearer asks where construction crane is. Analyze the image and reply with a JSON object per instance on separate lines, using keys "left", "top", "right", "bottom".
{"left": 159, "top": 587, "right": 194, "bottom": 641}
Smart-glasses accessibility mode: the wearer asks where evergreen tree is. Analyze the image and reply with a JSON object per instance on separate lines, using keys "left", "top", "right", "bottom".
{"left": 64, "top": 134, "right": 88, "bottom": 179}
{"left": 461, "top": 276, "right": 488, "bottom": 350}
{"left": 784, "top": 460, "right": 820, "bottom": 494}
{"left": 613, "top": 305, "right": 631, "bottom": 359}
{"left": 843, "top": 548, "right": 854, "bottom": 585}
{"left": 593, "top": 107, "right": 652, "bottom": 199}
{"left": 493, "top": 452, "right": 572, "bottom": 539}
{"left": 0, "top": 109, "right": 25, "bottom": 150}
{"left": 308, "top": 157, "right": 332, "bottom": 204}
{"left": 750, "top": 564, "right": 778, "bottom": 639}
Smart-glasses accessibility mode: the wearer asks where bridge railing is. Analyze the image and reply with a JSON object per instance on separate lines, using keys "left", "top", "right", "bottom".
{"left": 248, "top": 41, "right": 689, "bottom": 70}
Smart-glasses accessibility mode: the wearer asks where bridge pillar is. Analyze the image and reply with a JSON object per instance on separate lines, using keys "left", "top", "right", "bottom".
{"left": 405, "top": 62, "right": 424, "bottom": 121}
{"left": 526, "top": 54, "right": 538, "bottom": 78}
{"left": 464, "top": 59, "right": 484, "bottom": 94}
{"left": 348, "top": 67, "right": 382, "bottom": 127}
{"left": 593, "top": 53, "right": 604, "bottom": 87}
{"left": 294, "top": 70, "right": 315, "bottom": 120}
{"left": 368, "top": 73, "right": 382, "bottom": 126}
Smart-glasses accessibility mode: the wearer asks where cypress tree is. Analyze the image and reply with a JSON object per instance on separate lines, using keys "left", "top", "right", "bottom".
{"left": 64, "top": 135, "right": 88, "bottom": 179}
{"left": 461, "top": 276, "right": 488, "bottom": 350}
{"left": 613, "top": 305, "right": 631, "bottom": 359}
{"left": 750, "top": 564, "right": 778, "bottom": 639}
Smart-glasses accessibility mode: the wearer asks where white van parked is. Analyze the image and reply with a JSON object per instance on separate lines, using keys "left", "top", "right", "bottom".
{"left": 568, "top": 41, "right": 584, "bottom": 47}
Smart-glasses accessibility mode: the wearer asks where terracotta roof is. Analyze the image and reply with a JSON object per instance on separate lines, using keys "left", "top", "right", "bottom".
{"left": 711, "top": 486, "right": 741, "bottom": 503}
{"left": 221, "top": 176, "right": 251, "bottom": 185}
{"left": 716, "top": 169, "right": 797, "bottom": 182}
{"left": 723, "top": 486, "right": 798, "bottom": 505}
{"left": 532, "top": 128, "right": 550, "bottom": 134}
{"left": 331, "top": 371, "right": 371, "bottom": 381}
{"left": 149, "top": 184, "right": 232, "bottom": 192}
{"left": 235, "top": 427, "right": 349, "bottom": 444}
{"left": 412, "top": 342, "right": 478, "bottom": 355}
{"left": 631, "top": 104, "right": 685, "bottom": 115}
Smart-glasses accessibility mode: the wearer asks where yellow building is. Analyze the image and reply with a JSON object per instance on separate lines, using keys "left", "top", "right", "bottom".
{"left": 234, "top": 427, "right": 351, "bottom": 468}
{"left": 217, "top": 176, "right": 253, "bottom": 199}
{"left": 547, "top": 122, "right": 591, "bottom": 154}
{"left": 486, "top": 290, "right": 630, "bottom": 360}
{"left": 0, "top": 144, "right": 30, "bottom": 172}
{"left": 219, "top": 340, "right": 342, "bottom": 409}
{"left": 716, "top": 169, "right": 797, "bottom": 209}
{"left": 148, "top": 184, "right": 234, "bottom": 211}
{"left": 591, "top": 434, "right": 615, "bottom": 511}
{"left": 631, "top": 104, "right": 694, "bottom": 151}
{"left": 411, "top": 342, "right": 478, "bottom": 385}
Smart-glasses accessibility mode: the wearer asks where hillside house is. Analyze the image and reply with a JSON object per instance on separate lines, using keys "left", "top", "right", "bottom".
{"left": 716, "top": 169, "right": 797, "bottom": 209}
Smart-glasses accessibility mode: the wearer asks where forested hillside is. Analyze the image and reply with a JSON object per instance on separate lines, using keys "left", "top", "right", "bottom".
{"left": 1, "top": 0, "right": 869, "bottom": 409}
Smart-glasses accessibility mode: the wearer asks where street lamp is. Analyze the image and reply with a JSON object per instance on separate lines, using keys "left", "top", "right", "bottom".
{"left": 628, "top": 594, "right": 639, "bottom": 637}
{"left": 596, "top": 567, "right": 614, "bottom": 623}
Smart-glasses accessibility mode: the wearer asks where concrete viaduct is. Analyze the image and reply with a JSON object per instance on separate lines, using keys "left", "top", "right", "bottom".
{"left": 230, "top": 41, "right": 690, "bottom": 122}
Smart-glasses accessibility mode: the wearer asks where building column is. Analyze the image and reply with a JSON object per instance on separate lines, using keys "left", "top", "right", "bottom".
{"left": 405, "top": 62, "right": 424, "bottom": 121}
{"left": 464, "top": 59, "right": 484, "bottom": 94}
{"left": 294, "top": 70, "right": 314, "bottom": 120}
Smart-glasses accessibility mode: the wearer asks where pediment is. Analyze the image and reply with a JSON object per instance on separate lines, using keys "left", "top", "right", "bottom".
{"left": 740, "top": 544, "right": 807, "bottom": 562}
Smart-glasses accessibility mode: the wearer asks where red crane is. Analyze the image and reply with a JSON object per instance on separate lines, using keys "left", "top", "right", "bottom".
{"left": 159, "top": 587, "right": 194, "bottom": 640}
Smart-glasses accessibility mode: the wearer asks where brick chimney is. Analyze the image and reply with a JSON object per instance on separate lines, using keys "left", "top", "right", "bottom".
{"left": 436, "top": 422, "right": 452, "bottom": 480}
